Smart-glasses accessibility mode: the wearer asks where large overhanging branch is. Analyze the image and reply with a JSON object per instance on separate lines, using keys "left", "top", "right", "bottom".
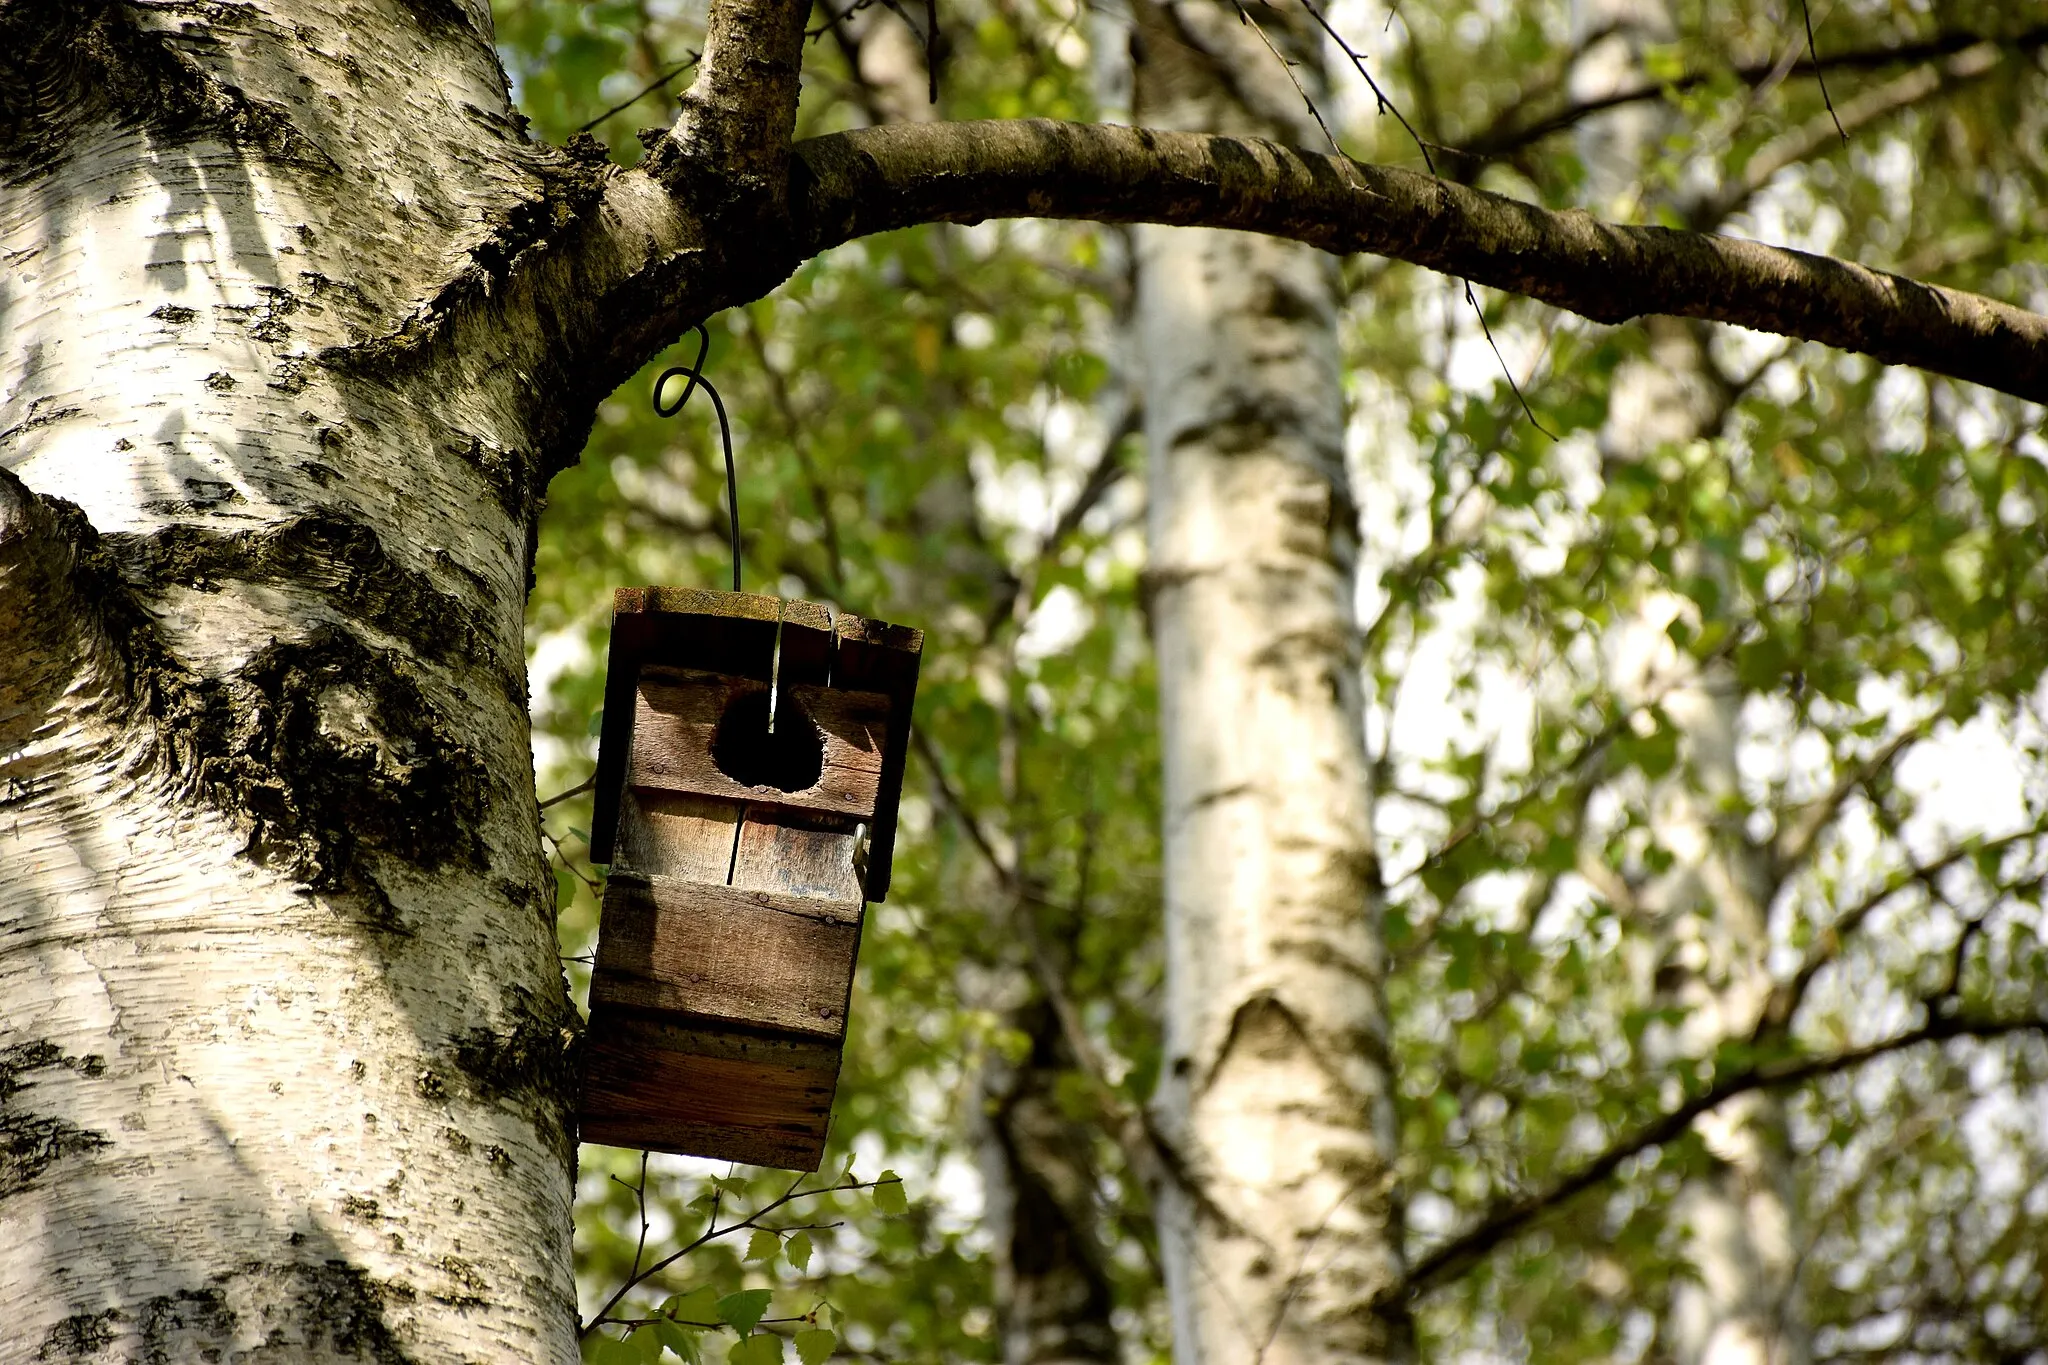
{"left": 786, "top": 119, "right": 2048, "bottom": 406}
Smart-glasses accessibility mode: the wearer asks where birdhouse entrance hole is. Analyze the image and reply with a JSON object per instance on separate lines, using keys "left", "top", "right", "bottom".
{"left": 711, "top": 690, "right": 824, "bottom": 793}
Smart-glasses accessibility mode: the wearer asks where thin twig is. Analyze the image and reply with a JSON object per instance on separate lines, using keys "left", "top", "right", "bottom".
{"left": 539, "top": 772, "right": 597, "bottom": 811}
{"left": 581, "top": 1176, "right": 887, "bottom": 1335}
{"left": 1234, "top": 3, "right": 1342, "bottom": 154}
{"left": 543, "top": 826, "right": 601, "bottom": 893}
{"left": 1297, "top": 0, "right": 1435, "bottom": 174}
{"left": 576, "top": 53, "right": 703, "bottom": 134}
{"left": 1754, "top": 817, "right": 2048, "bottom": 1037}
{"left": 1798, "top": 0, "right": 1849, "bottom": 142}
{"left": 1463, "top": 281, "right": 1553, "bottom": 438}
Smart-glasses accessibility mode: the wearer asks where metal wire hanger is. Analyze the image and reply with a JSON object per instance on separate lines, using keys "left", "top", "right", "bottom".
{"left": 652, "top": 323, "right": 741, "bottom": 593}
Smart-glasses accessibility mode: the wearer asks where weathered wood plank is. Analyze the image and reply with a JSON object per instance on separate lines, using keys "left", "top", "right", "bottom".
{"left": 731, "top": 810, "right": 866, "bottom": 905}
{"left": 832, "top": 612, "right": 922, "bottom": 900}
{"left": 611, "top": 790, "right": 739, "bottom": 882}
{"left": 592, "top": 590, "right": 781, "bottom": 859}
{"left": 777, "top": 597, "right": 835, "bottom": 686}
{"left": 630, "top": 670, "right": 888, "bottom": 819}
{"left": 591, "top": 876, "right": 861, "bottom": 1039}
{"left": 579, "top": 1008, "right": 839, "bottom": 1170}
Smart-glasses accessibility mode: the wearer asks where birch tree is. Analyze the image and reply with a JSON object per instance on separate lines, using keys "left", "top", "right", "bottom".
{"left": 6, "top": 2, "right": 2048, "bottom": 1364}
{"left": 1120, "top": 3, "right": 1406, "bottom": 1360}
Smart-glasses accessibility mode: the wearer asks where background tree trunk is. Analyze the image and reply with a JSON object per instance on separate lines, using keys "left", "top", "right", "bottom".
{"left": 1572, "top": 4, "right": 1805, "bottom": 1361}
{"left": 1, "top": 4, "right": 583, "bottom": 1360}
{"left": 1128, "top": 5, "right": 1408, "bottom": 1360}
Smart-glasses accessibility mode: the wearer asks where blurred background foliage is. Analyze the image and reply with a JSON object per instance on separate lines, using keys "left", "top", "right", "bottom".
{"left": 494, "top": 0, "right": 2048, "bottom": 1360}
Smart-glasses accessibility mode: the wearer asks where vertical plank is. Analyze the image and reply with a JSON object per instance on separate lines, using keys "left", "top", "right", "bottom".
{"left": 730, "top": 809, "right": 865, "bottom": 906}
{"left": 777, "top": 597, "right": 836, "bottom": 687}
{"left": 833, "top": 612, "right": 923, "bottom": 901}
{"left": 612, "top": 790, "right": 739, "bottom": 883}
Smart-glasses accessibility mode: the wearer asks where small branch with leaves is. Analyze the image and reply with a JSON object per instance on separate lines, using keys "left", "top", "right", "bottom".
{"left": 580, "top": 1167, "right": 910, "bottom": 1364}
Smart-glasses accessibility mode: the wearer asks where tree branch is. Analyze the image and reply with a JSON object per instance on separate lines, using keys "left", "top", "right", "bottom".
{"left": 1451, "top": 25, "right": 2048, "bottom": 168}
{"left": 1690, "top": 39, "right": 2020, "bottom": 229}
{"left": 1754, "top": 817, "right": 2048, "bottom": 1037}
{"left": 661, "top": 0, "right": 810, "bottom": 210}
{"left": 787, "top": 119, "right": 2048, "bottom": 405}
{"left": 1402, "top": 1011, "right": 2048, "bottom": 1296}
{"left": 1768, "top": 716, "right": 1936, "bottom": 883}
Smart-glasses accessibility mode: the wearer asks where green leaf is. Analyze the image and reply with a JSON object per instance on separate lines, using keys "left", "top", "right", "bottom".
{"left": 717, "top": 1289, "right": 774, "bottom": 1337}
{"left": 872, "top": 1171, "right": 907, "bottom": 1215}
{"left": 662, "top": 1287, "right": 719, "bottom": 1326}
{"left": 744, "top": 1229, "right": 781, "bottom": 1264}
{"left": 587, "top": 1335, "right": 636, "bottom": 1365}
{"left": 626, "top": 1326, "right": 663, "bottom": 1364}
{"left": 652, "top": 1318, "right": 700, "bottom": 1365}
{"left": 795, "top": 1327, "right": 837, "bottom": 1365}
{"left": 730, "top": 1332, "right": 784, "bottom": 1365}
{"left": 783, "top": 1231, "right": 813, "bottom": 1273}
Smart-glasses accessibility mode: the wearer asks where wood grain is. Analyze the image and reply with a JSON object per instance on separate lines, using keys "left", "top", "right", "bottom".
{"left": 630, "top": 669, "right": 888, "bottom": 819}
{"left": 612, "top": 789, "right": 740, "bottom": 882}
{"left": 591, "top": 876, "right": 861, "bottom": 1039}
{"left": 731, "top": 809, "right": 865, "bottom": 904}
{"left": 580, "top": 1008, "right": 839, "bottom": 1169}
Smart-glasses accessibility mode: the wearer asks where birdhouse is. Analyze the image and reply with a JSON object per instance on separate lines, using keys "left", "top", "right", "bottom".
{"left": 578, "top": 587, "right": 922, "bottom": 1170}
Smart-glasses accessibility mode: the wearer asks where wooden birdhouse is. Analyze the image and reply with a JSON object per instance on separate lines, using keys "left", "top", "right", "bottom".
{"left": 578, "top": 587, "right": 922, "bottom": 1170}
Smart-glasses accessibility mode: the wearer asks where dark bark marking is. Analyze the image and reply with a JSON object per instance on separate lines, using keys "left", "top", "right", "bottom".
{"left": 267, "top": 1259, "right": 418, "bottom": 1365}
{"left": 450, "top": 436, "right": 542, "bottom": 525}
{"left": 36, "top": 1308, "right": 122, "bottom": 1361}
{"left": 0, "top": 0, "right": 334, "bottom": 185}
{"left": 433, "top": 1255, "right": 488, "bottom": 1309}
{"left": 37, "top": 1261, "right": 415, "bottom": 1363}
{"left": 137, "top": 1288, "right": 238, "bottom": 1365}
{"left": 104, "top": 511, "right": 495, "bottom": 671}
{"left": 184, "top": 625, "right": 488, "bottom": 895}
{"left": 0, "top": 1112, "right": 112, "bottom": 1198}
{"left": 450, "top": 1006, "right": 572, "bottom": 1103}
{"left": 1, "top": 1043, "right": 112, "bottom": 1199}
{"left": 450, "top": 998, "right": 576, "bottom": 1164}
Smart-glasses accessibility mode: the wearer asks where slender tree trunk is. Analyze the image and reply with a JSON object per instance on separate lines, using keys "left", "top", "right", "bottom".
{"left": 979, "top": 996, "right": 1122, "bottom": 1365}
{"left": 1128, "top": 6, "right": 1407, "bottom": 1361}
{"left": 1, "top": 5, "right": 586, "bottom": 1360}
{"left": 1571, "top": 6, "right": 1805, "bottom": 1361}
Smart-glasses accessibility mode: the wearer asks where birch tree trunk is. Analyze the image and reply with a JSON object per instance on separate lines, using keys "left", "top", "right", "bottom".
{"left": 1, "top": 5, "right": 586, "bottom": 1360}
{"left": 1572, "top": 5, "right": 1804, "bottom": 1361}
{"left": 1128, "top": 6, "right": 1408, "bottom": 1360}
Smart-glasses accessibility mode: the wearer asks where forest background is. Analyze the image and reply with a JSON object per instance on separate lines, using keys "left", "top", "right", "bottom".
{"left": 496, "top": 0, "right": 2048, "bottom": 1362}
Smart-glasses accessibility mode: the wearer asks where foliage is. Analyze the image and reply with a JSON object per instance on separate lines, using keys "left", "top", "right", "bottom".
{"left": 497, "top": 0, "right": 2048, "bottom": 1360}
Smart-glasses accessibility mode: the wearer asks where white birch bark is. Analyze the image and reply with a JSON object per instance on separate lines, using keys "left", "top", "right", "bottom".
{"left": 1572, "top": 5, "right": 1805, "bottom": 1360}
{"left": 1, "top": 4, "right": 585, "bottom": 1360}
{"left": 1129, "top": 6, "right": 1406, "bottom": 1360}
